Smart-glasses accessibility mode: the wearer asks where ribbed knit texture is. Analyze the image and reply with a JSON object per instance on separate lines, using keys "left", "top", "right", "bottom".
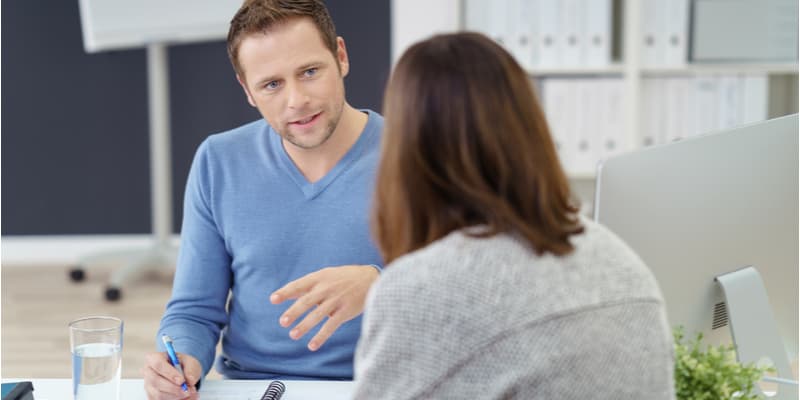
{"left": 353, "top": 218, "right": 675, "bottom": 399}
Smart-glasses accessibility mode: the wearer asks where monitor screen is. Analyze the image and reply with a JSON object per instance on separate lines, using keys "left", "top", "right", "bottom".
{"left": 594, "top": 114, "right": 798, "bottom": 372}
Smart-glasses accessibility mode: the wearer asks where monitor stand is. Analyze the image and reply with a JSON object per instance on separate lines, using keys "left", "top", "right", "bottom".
{"left": 716, "top": 266, "right": 798, "bottom": 399}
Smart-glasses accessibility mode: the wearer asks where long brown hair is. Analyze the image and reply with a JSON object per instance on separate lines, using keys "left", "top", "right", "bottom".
{"left": 227, "top": 0, "right": 337, "bottom": 77}
{"left": 373, "top": 32, "right": 584, "bottom": 264}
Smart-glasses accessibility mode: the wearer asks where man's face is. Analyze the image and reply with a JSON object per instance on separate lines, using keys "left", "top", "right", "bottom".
{"left": 236, "top": 17, "right": 349, "bottom": 150}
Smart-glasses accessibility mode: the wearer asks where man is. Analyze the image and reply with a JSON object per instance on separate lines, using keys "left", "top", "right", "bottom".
{"left": 142, "top": 1, "right": 383, "bottom": 398}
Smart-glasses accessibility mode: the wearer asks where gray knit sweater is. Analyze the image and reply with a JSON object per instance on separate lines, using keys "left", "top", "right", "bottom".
{"left": 353, "top": 218, "right": 675, "bottom": 399}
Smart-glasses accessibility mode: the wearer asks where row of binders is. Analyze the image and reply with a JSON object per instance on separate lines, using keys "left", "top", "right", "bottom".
{"left": 537, "top": 74, "right": 769, "bottom": 176}
{"left": 640, "top": 74, "right": 769, "bottom": 147}
{"left": 464, "top": 0, "right": 701, "bottom": 69}
{"left": 466, "top": 0, "right": 797, "bottom": 69}
{"left": 539, "top": 78, "right": 624, "bottom": 175}
{"left": 641, "top": 0, "right": 690, "bottom": 67}
{"left": 465, "top": 0, "right": 613, "bottom": 70}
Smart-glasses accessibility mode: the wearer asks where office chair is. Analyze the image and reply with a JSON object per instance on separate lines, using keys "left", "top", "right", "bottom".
{"left": 68, "top": 44, "right": 178, "bottom": 301}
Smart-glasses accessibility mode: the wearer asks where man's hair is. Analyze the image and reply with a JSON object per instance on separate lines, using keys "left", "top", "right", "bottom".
{"left": 373, "top": 32, "right": 584, "bottom": 264}
{"left": 227, "top": 0, "right": 337, "bottom": 78}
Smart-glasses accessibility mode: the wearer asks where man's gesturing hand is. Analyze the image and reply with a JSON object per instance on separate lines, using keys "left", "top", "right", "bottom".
{"left": 270, "top": 265, "right": 379, "bottom": 351}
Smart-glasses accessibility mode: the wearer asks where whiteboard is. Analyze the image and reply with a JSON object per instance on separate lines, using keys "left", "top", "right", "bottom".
{"left": 78, "top": 0, "right": 242, "bottom": 52}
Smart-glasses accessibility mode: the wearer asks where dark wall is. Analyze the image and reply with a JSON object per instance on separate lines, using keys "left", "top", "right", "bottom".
{"left": 1, "top": 1, "right": 391, "bottom": 235}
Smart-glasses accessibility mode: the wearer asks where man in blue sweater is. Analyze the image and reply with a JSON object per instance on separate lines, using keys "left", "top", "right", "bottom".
{"left": 142, "top": 1, "right": 383, "bottom": 398}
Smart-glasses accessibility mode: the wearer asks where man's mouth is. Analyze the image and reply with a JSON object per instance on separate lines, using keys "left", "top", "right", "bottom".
{"left": 290, "top": 112, "right": 321, "bottom": 126}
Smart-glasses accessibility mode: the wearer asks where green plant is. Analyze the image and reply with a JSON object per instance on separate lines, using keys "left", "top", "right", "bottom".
{"left": 673, "top": 327, "right": 773, "bottom": 400}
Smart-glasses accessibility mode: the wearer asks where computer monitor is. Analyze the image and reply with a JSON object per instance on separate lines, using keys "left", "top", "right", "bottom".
{"left": 594, "top": 114, "right": 798, "bottom": 393}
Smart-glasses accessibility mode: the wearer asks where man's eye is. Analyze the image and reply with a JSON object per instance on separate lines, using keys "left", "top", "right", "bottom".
{"left": 264, "top": 81, "right": 280, "bottom": 90}
{"left": 304, "top": 68, "right": 317, "bottom": 77}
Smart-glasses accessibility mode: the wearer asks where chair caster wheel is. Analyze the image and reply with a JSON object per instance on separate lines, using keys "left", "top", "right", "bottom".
{"left": 105, "top": 287, "right": 122, "bottom": 302}
{"left": 69, "top": 268, "right": 86, "bottom": 282}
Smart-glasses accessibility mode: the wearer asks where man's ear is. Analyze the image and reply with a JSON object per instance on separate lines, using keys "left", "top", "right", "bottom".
{"left": 336, "top": 37, "right": 350, "bottom": 78}
{"left": 236, "top": 74, "right": 256, "bottom": 107}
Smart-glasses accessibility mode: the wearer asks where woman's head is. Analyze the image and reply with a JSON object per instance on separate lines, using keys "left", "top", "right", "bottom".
{"left": 373, "top": 32, "right": 583, "bottom": 264}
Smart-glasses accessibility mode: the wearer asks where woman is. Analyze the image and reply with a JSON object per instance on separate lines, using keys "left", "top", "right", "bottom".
{"left": 353, "top": 32, "right": 674, "bottom": 399}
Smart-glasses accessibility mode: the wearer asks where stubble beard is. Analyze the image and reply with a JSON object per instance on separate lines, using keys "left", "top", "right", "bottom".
{"left": 282, "top": 97, "right": 345, "bottom": 150}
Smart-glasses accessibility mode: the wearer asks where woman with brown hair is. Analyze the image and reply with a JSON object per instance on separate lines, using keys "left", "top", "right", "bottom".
{"left": 353, "top": 32, "right": 674, "bottom": 399}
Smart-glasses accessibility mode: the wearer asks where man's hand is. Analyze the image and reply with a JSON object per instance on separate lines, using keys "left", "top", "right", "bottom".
{"left": 271, "top": 265, "right": 380, "bottom": 351}
{"left": 142, "top": 351, "right": 202, "bottom": 400}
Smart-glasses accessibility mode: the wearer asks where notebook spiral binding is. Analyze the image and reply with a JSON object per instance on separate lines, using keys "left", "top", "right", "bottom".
{"left": 260, "top": 380, "right": 286, "bottom": 400}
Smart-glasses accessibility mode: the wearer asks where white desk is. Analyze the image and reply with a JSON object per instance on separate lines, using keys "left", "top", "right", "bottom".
{"left": 3, "top": 378, "right": 354, "bottom": 400}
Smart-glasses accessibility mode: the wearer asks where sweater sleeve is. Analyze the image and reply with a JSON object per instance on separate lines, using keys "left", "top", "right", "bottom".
{"left": 156, "top": 139, "right": 231, "bottom": 378}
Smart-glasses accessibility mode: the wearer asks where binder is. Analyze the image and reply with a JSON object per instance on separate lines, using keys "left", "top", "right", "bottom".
{"left": 464, "top": 0, "right": 491, "bottom": 35}
{"left": 487, "top": 0, "right": 512, "bottom": 49}
{"left": 573, "top": 78, "right": 596, "bottom": 174}
{"left": 682, "top": 76, "right": 698, "bottom": 137}
{"left": 542, "top": 79, "right": 573, "bottom": 170}
{"left": 692, "top": 75, "right": 719, "bottom": 136}
{"left": 537, "top": 0, "right": 560, "bottom": 68}
{"left": 652, "top": 78, "right": 668, "bottom": 145}
{"left": 663, "top": 0, "right": 689, "bottom": 66}
{"left": 717, "top": 75, "right": 741, "bottom": 130}
{"left": 664, "top": 77, "right": 690, "bottom": 143}
{"left": 583, "top": 0, "right": 612, "bottom": 67}
{"left": 740, "top": 74, "right": 769, "bottom": 124}
{"left": 511, "top": 0, "right": 538, "bottom": 71}
{"left": 559, "top": 0, "right": 582, "bottom": 67}
{"left": 640, "top": 77, "right": 660, "bottom": 146}
{"left": 641, "top": 0, "right": 665, "bottom": 67}
{"left": 560, "top": 80, "right": 579, "bottom": 173}
{"left": 598, "top": 78, "right": 625, "bottom": 160}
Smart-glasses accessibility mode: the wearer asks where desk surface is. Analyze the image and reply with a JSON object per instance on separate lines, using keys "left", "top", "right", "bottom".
{"left": 3, "top": 378, "right": 354, "bottom": 400}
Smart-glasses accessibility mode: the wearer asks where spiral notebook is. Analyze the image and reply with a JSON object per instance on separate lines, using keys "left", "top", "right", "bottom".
{"left": 259, "top": 381, "right": 285, "bottom": 400}
{"left": 200, "top": 380, "right": 285, "bottom": 400}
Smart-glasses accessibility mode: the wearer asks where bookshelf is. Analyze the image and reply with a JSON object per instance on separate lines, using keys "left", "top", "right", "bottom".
{"left": 642, "top": 64, "right": 799, "bottom": 75}
{"left": 622, "top": 1, "right": 796, "bottom": 155}
{"left": 529, "top": 65, "right": 625, "bottom": 77}
{"left": 528, "top": 0, "right": 796, "bottom": 177}
{"left": 391, "top": 0, "right": 798, "bottom": 213}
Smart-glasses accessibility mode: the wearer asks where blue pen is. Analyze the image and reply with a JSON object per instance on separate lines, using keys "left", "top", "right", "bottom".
{"left": 161, "top": 335, "right": 189, "bottom": 392}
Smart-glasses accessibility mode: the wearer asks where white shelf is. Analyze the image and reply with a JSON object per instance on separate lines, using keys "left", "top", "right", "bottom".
{"left": 529, "top": 65, "right": 625, "bottom": 77}
{"left": 567, "top": 172, "right": 597, "bottom": 180}
{"left": 529, "top": 63, "right": 798, "bottom": 78}
{"left": 642, "top": 63, "right": 798, "bottom": 76}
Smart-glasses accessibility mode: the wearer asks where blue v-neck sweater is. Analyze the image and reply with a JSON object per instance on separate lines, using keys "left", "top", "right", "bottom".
{"left": 157, "top": 110, "right": 384, "bottom": 380}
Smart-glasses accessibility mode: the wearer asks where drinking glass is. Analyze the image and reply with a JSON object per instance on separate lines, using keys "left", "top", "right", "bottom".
{"left": 69, "top": 316, "right": 123, "bottom": 400}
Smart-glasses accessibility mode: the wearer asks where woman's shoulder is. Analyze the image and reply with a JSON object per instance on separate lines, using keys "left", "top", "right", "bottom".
{"left": 569, "top": 216, "right": 665, "bottom": 302}
{"left": 378, "top": 228, "right": 514, "bottom": 284}
{"left": 377, "top": 218, "right": 665, "bottom": 313}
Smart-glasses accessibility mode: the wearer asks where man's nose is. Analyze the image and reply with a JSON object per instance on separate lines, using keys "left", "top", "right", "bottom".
{"left": 287, "top": 82, "right": 310, "bottom": 110}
